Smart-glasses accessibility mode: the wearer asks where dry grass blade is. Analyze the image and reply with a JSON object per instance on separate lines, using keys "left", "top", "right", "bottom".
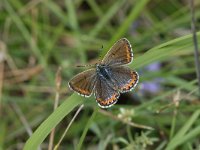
{"left": 4, "top": 65, "right": 43, "bottom": 84}
{"left": 11, "top": 102, "right": 42, "bottom": 150}
{"left": 48, "top": 67, "right": 62, "bottom": 150}
{"left": 54, "top": 104, "right": 84, "bottom": 150}
{"left": 0, "top": 41, "right": 5, "bottom": 114}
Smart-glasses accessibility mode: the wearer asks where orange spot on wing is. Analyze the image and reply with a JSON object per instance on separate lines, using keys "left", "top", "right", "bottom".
{"left": 125, "top": 44, "right": 132, "bottom": 63}
{"left": 76, "top": 88, "right": 90, "bottom": 95}
{"left": 69, "top": 82, "right": 91, "bottom": 96}
{"left": 97, "top": 93, "right": 119, "bottom": 106}
{"left": 122, "top": 72, "right": 138, "bottom": 91}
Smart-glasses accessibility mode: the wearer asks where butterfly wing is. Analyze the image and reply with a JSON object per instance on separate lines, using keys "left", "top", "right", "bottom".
{"left": 102, "top": 38, "right": 133, "bottom": 66}
{"left": 94, "top": 77, "right": 120, "bottom": 108}
{"left": 68, "top": 69, "right": 96, "bottom": 97}
{"left": 110, "top": 66, "right": 139, "bottom": 93}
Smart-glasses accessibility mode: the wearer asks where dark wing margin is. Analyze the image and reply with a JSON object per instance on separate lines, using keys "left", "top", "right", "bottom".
{"left": 102, "top": 38, "right": 133, "bottom": 66}
{"left": 94, "top": 77, "right": 120, "bottom": 108}
{"left": 110, "top": 66, "right": 139, "bottom": 93}
{"left": 68, "top": 69, "right": 96, "bottom": 97}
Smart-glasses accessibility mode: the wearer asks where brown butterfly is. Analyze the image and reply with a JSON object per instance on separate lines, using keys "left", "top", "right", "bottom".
{"left": 68, "top": 38, "right": 139, "bottom": 108}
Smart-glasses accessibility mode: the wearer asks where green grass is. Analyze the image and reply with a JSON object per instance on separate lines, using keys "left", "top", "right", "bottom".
{"left": 23, "top": 31, "right": 200, "bottom": 150}
{"left": 1, "top": 0, "right": 200, "bottom": 150}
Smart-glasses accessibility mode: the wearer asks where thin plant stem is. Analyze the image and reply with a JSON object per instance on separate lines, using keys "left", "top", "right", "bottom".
{"left": 190, "top": 0, "right": 200, "bottom": 97}
{"left": 0, "top": 41, "right": 6, "bottom": 115}
{"left": 54, "top": 104, "right": 84, "bottom": 150}
{"left": 77, "top": 108, "right": 97, "bottom": 150}
{"left": 98, "top": 109, "right": 154, "bottom": 130}
{"left": 48, "top": 67, "right": 62, "bottom": 150}
{"left": 0, "top": 58, "right": 4, "bottom": 115}
{"left": 11, "top": 102, "right": 42, "bottom": 150}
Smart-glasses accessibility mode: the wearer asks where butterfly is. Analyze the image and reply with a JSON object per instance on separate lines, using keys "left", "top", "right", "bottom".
{"left": 68, "top": 38, "right": 139, "bottom": 108}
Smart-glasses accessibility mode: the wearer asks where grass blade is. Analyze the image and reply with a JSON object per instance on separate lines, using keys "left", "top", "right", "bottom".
{"left": 166, "top": 109, "right": 200, "bottom": 150}
{"left": 23, "top": 94, "right": 82, "bottom": 150}
{"left": 23, "top": 31, "right": 200, "bottom": 150}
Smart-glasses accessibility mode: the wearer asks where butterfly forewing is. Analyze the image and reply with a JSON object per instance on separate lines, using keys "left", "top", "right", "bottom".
{"left": 110, "top": 66, "right": 139, "bottom": 93}
{"left": 68, "top": 69, "right": 96, "bottom": 97}
{"left": 94, "top": 77, "right": 120, "bottom": 108}
{"left": 102, "top": 38, "right": 133, "bottom": 66}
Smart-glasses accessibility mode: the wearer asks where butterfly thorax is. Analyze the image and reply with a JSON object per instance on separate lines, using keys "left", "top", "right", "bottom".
{"left": 96, "top": 64, "right": 112, "bottom": 81}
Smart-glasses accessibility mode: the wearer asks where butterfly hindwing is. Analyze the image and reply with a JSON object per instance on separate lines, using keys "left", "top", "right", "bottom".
{"left": 102, "top": 38, "right": 133, "bottom": 66}
{"left": 110, "top": 66, "right": 139, "bottom": 93}
{"left": 68, "top": 69, "right": 96, "bottom": 97}
{"left": 94, "top": 77, "right": 120, "bottom": 108}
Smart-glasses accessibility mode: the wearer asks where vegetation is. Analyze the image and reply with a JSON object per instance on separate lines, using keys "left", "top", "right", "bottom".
{"left": 1, "top": 0, "right": 200, "bottom": 150}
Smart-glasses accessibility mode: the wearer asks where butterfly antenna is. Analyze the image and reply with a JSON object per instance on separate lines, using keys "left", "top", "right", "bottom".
{"left": 98, "top": 45, "right": 104, "bottom": 62}
{"left": 76, "top": 45, "right": 103, "bottom": 68}
{"left": 76, "top": 64, "right": 95, "bottom": 68}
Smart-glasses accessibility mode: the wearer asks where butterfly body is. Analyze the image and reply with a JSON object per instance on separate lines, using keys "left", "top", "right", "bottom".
{"left": 96, "top": 64, "right": 112, "bottom": 81}
{"left": 68, "top": 38, "right": 139, "bottom": 108}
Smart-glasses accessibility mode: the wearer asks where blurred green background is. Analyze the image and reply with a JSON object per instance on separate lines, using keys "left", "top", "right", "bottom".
{"left": 1, "top": 0, "right": 200, "bottom": 150}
